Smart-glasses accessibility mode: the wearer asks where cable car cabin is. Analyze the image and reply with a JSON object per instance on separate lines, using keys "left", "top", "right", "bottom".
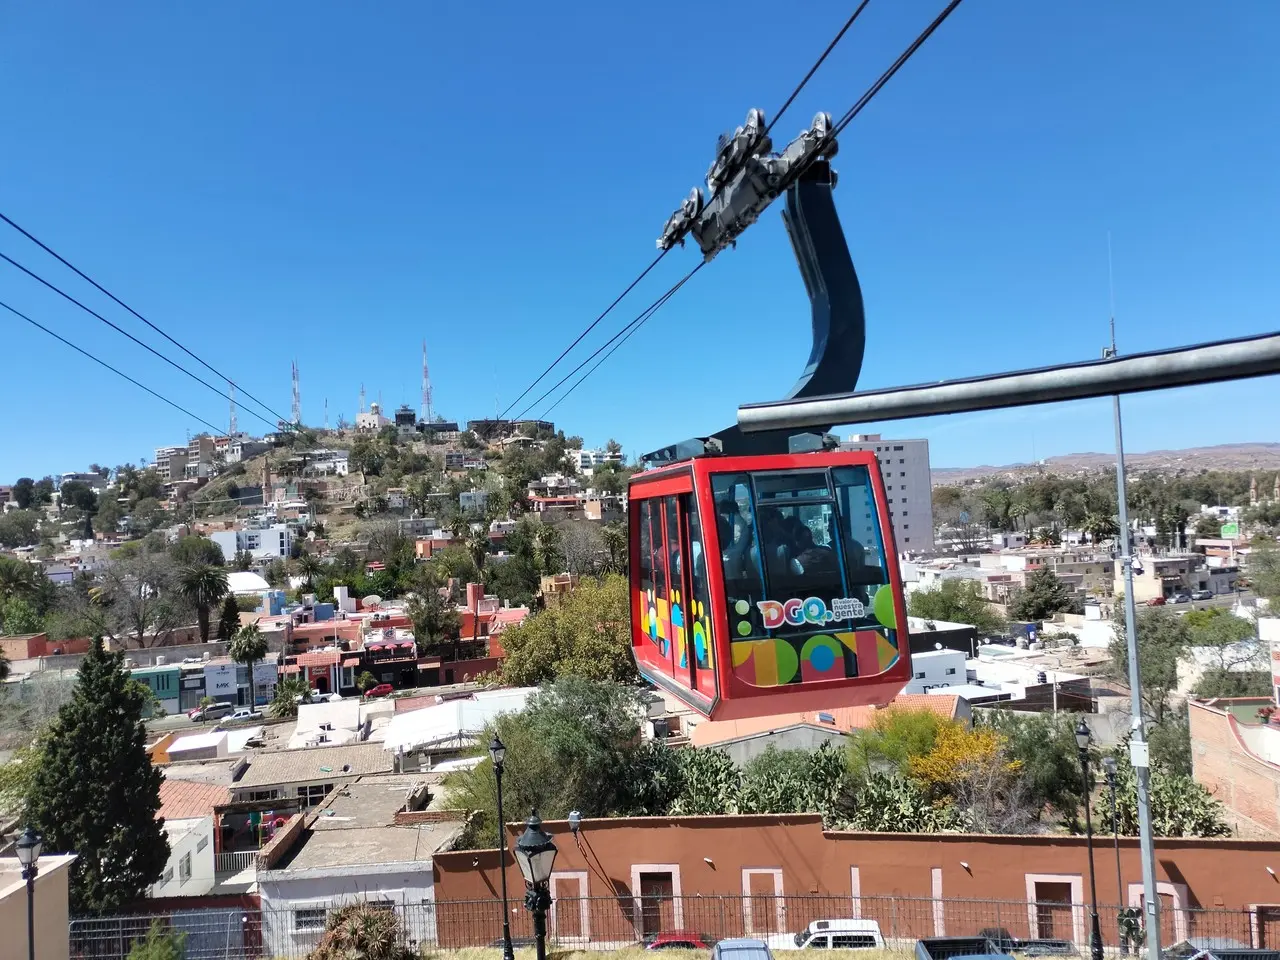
{"left": 629, "top": 451, "right": 911, "bottom": 721}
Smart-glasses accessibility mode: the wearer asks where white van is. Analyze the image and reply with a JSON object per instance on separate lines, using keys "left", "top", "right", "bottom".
{"left": 768, "top": 919, "right": 885, "bottom": 951}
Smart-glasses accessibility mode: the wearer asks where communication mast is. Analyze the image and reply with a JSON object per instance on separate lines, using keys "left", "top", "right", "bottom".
{"left": 324, "top": 397, "right": 329, "bottom": 431}
{"left": 421, "top": 340, "right": 434, "bottom": 423}
{"left": 359, "top": 383, "right": 366, "bottom": 415}
{"left": 229, "top": 383, "right": 238, "bottom": 435}
{"left": 291, "top": 360, "right": 301, "bottom": 426}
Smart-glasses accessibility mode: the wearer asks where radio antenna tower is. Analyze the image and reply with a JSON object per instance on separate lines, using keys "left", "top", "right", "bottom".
{"left": 324, "top": 398, "right": 329, "bottom": 431}
{"left": 229, "top": 383, "right": 238, "bottom": 435}
{"left": 359, "top": 383, "right": 366, "bottom": 414}
{"left": 421, "top": 340, "right": 433, "bottom": 423}
{"left": 291, "top": 360, "right": 301, "bottom": 425}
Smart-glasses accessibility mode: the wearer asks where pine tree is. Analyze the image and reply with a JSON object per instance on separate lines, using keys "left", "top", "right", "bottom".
{"left": 216, "top": 593, "right": 241, "bottom": 641}
{"left": 25, "top": 637, "right": 169, "bottom": 913}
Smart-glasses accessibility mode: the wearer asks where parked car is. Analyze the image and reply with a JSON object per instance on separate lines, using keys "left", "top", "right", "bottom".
{"left": 769, "top": 919, "right": 885, "bottom": 951}
{"left": 188, "top": 702, "right": 235, "bottom": 722}
{"left": 1171, "top": 592, "right": 1193, "bottom": 604}
{"left": 1162, "top": 938, "right": 1254, "bottom": 960}
{"left": 1192, "top": 589, "right": 1214, "bottom": 601}
{"left": 1147, "top": 596, "right": 1167, "bottom": 606}
{"left": 226, "top": 708, "right": 263, "bottom": 723}
{"left": 365, "top": 683, "right": 394, "bottom": 698}
{"left": 915, "top": 937, "right": 1008, "bottom": 960}
{"left": 647, "top": 931, "right": 715, "bottom": 950}
{"left": 714, "top": 939, "right": 775, "bottom": 960}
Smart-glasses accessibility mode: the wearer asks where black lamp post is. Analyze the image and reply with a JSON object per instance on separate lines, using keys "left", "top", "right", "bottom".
{"left": 1102, "top": 756, "right": 1126, "bottom": 955}
{"left": 16, "top": 827, "right": 43, "bottom": 960}
{"left": 489, "top": 735, "right": 515, "bottom": 960}
{"left": 1076, "top": 720, "right": 1104, "bottom": 960}
{"left": 514, "top": 811, "right": 558, "bottom": 960}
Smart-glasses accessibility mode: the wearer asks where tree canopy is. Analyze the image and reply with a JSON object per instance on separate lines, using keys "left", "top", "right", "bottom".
{"left": 908, "top": 579, "right": 1006, "bottom": 635}
{"left": 25, "top": 637, "right": 169, "bottom": 912}
{"left": 1007, "top": 568, "right": 1081, "bottom": 622}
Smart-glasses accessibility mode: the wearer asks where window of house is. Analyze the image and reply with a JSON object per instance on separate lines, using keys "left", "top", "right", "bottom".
{"left": 296, "top": 783, "right": 333, "bottom": 808}
{"left": 914, "top": 671, "right": 925, "bottom": 679}
{"left": 899, "top": 459, "right": 905, "bottom": 464}
{"left": 295, "top": 908, "right": 327, "bottom": 932}
{"left": 946, "top": 668, "right": 957, "bottom": 675}
{"left": 196, "top": 836, "right": 208, "bottom": 853}
{"left": 163, "top": 867, "right": 174, "bottom": 884}
{"left": 249, "top": 789, "right": 277, "bottom": 802}
{"left": 179, "top": 852, "right": 192, "bottom": 884}
{"left": 893, "top": 446, "right": 903, "bottom": 452}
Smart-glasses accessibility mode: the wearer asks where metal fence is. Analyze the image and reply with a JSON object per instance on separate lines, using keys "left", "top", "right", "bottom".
{"left": 68, "top": 894, "right": 1280, "bottom": 959}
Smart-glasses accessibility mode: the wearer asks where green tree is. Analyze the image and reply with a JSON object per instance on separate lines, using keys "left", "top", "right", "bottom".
{"left": 296, "top": 552, "right": 322, "bottom": 590}
{"left": 406, "top": 577, "right": 461, "bottom": 654}
{"left": 1110, "top": 607, "right": 1190, "bottom": 723}
{"left": 1080, "top": 513, "right": 1119, "bottom": 546}
{"left": 232, "top": 549, "right": 254, "bottom": 572}
{"left": 499, "top": 574, "right": 634, "bottom": 685}
{"left": 1250, "top": 540, "right": 1280, "bottom": 604}
{"left": 126, "top": 919, "right": 187, "bottom": 960}
{"left": 443, "top": 679, "right": 675, "bottom": 843}
{"left": 845, "top": 772, "right": 960, "bottom": 832}
{"left": 736, "top": 742, "right": 854, "bottom": 824}
{"left": 979, "top": 710, "right": 1087, "bottom": 823}
{"left": 216, "top": 593, "right": 241, "bottom": 641}
{"left": 176, "top": 563, "right": 230, "bottom": 644}
{"left": 1094, "top": 757, "right": 1229, "bottom": 838}
{"left": 669, "top": 748, "right": 742, "bottom": 815}
{"left": 1, "top": 597, "right": 44, "bottom": 635}
{"left": 847, "top": 706, "right": 948, "bottom": 777}
{"left": 601, "top": 522, "right": 628, "bottom": 574}
{"left": 270, "top": 675, "right": 310, "bottom": 719}
{"left": 532, "top": 522, "right": 564, "bottom": 575}
{"left": 228, "top": 624, "right": 269, "bottom": 708}
{"left": 25, "top": 637, "right": 169, "bottom": 912}
{"left": 0, "top": 510, "right": 41, "bottom": 548}
{"left": 12, "top": 477, "right": 35, "bottom": 509}
{"left": 87, "top": 553, "right": 189, "bottom": 649}
{"left": 170, "top": 535, "right": 225, "bottom": 567}
{"left": 356, "top": 670, "right": 377, "bottom": 693}
{"left": 1008, "top": 568, "right": 1081, "bottom": 622}
{"left": 908, "top": 579, "right": 1006, "bottom": 635}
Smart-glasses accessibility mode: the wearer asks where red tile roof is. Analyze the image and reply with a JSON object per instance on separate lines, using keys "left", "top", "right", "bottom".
{"left": 158, "top": 779, "right": 231, "bottom": 822}
{"left": 296, "top": 650, "right": 340, "bottom": 667}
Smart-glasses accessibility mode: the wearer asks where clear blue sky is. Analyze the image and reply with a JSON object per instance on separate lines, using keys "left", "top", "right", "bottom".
{"left": 1, "top": 0, "right": 1277, "bottom": 480}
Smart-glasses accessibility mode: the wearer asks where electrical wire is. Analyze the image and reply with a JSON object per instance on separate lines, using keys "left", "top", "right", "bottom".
{"left": 832, "top": 0, "right": 965, "bottom": 137}
{"left": 495, "top": 249, "right": 670, "bottom": 422}
{"left": 540, "top": 266, "right": 702, "bottom": 419}
{"left": 0, "top": 298, "right": 229, "bottom": 438}
{"left": 764, "top": 0, "right": 874, "bottom": 136}
{"left": 0, "top": 210, "right": 291, "bottom": 426}
{"left": 0, "top": 250, "right": 278, "bottom": 432}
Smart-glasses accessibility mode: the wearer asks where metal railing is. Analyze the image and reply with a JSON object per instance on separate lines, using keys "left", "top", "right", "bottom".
{"left": 69, "top": 894, "right": 1280, "bottom": 960}
{"left": 214, "top": 851, "right": 258, "bottom": 875}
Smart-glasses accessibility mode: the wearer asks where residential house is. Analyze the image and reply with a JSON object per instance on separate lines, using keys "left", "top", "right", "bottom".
{"left": 230, "top": 742, "right": 394, "bottom": 810}
{"left": 211, "top": 523, "right": 293, "bottom": 562}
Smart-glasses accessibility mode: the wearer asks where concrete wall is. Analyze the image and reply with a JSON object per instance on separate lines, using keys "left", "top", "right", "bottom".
{"left": 716, "top": 725, "right": 847, "bottom": 766}
{"left": 1190, "top": 698, "right": 1280, "bottom": 834}
{"left": 0, "top": 853, "right": 76, "bottom": 960}
{"left": 151, "top": 818, "right": 216, "bottom": 898}
{"left": 433, "top": 814, "right": 1280, "bottom": 947}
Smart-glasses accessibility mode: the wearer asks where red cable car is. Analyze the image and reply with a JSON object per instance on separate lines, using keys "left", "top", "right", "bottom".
{"left": 630, "top": 145, "right": 913, "bottom": 721}
{"left": 628, "top": 450, "right": 910, "bottom": 721}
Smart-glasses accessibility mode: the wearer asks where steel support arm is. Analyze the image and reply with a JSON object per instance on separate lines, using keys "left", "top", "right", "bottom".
{"left": 737, "top": 331, "right": 1280, "bottom": 433}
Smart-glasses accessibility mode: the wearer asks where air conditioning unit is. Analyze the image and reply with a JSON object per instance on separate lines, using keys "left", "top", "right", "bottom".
{"left": 155, "top": 655, "right": 167, "bottom": 666}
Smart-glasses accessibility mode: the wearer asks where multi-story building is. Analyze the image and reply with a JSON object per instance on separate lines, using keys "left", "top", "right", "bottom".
{"left": 356, "top": 402, "right": 391, "bottom": 432}
{"left": 154, "top": 445, "right": 189, "bottom": 482}
{"left": 1115, "top": 554, "right": 1215, "bottom": 602}
{"left": 211, "top": 524, "right": 293, "bottom": 562}
{"left": 185, "top": 434, "right": 218, "bottom": 480}
{"left": 226, "top": 437, "right": 272, "bottom": 464}
{"left": 838, "top": 433, "right": 934, "bottom": 553}
{"left": 394, "top": 404, "right": 418, "bottom": 439}
{"left": 444, "top": 451, "right": 487, "bottom": 472}
{"left": 571, "top": 447, "right": 623, "bottom": 473}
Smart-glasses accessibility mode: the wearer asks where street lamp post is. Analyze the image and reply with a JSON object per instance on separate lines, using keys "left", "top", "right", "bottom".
{"left": 16, "top": 827, "right": 43, "bottom": 960}
{"left": 1103, "top": 756, "right": 1126, "bottom": 955}
{"left": 1076, "top": 721, "right": 1104, "bottom": 960}
{"left": 489, "top": 735, "right": 515, "bottom": 960}
{"left": 514, "top": 811, "right": 558, "bottom": 960}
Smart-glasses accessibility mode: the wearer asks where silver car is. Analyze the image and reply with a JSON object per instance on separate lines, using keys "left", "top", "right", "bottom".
{"left": 713, "top": 939, "right": 774, "bottom": 960}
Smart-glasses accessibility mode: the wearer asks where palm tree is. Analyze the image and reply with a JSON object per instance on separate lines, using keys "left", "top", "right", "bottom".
{"left": 0, "top": 556, "right": 38, "bottom": 604}
{"left": 465, "top": 531, "right": 490, "bottom": 573}
{"left": 296, "top": 553, "right": 322, "bottom": 590}
{"left": 270, "top": 675, "right": 310, "bottom": 719}
{"left": 532, "top": 524, "right": 563, "bottom": 574}
{"left": 601, "top": 523, "right": 627, "bottom": 574}
{"left": 1081, "top": 513, "right": 1119, "bottom": 546}
{"left": 176, "top": 563, "right": 230, "bottom": 643}
{"left": 229, "top": 623, "right": 269, "bottom": 709}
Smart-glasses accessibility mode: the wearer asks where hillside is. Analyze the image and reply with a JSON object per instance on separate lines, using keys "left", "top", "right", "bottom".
{"left": 932, "top": 443, "right": 1280, "bottom": 484}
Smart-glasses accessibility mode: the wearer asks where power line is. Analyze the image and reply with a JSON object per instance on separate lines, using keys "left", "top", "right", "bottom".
{"left": 0, "top": 210, "right": 291, "bottom": 426}
{"left": 0, "top": 298, "right": 228, "bottom": 437}
{"left": 516, "top": 263, "right": 705, "bottom": 421}
{"left": 496, "top": 249, "right": 670, "bottom": 422}
{"left": 832, "top": 0, "right": 965, "bottom": 138}
{"left": 541, "top": 265, "right": 704, "bottom": 419}
{"left": 0, "top": 250, "right": 278, "bottom": 432}
{"left": 764, "top": 0, "right": 874, "bottom": 136}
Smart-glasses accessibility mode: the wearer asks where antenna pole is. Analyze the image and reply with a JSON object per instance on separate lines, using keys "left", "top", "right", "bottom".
{"left": 229, "top": 383, "right": 238, "bottom": 436}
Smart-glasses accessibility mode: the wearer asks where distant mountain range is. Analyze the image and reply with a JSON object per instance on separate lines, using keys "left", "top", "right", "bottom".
{"left": 932, "top": 443, "right": 1280, "bottom": 484}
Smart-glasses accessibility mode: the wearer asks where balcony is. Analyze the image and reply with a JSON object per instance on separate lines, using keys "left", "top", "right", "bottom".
{"left": 215, "top": 850, "right": 258, "bottom": 877}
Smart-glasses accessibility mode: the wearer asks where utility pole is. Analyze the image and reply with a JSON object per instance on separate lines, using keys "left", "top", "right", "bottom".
{"left": 1106, "top": 234, "right": 1160, "bottom": 960}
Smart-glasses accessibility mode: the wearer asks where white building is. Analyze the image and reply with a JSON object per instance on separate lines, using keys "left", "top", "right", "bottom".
{"left": 839, "top": 434, "right": 934, "bottom": 553}
{"left": 459, "top": 489, "right": 488, "bottom": 513}
{"left": 154, "top": 445, "right": 189, "bottom": 482}
{"left": 151, "top": 817, "right": 216, "bottom": 898}
{"left": 211, "top": 524, "right": 293, "bottom": 562}
{"left": 571, "top": 447, "right": 623, "bottom": 473}
{"left": 901, "top": 648, "right": 967, "bottom": 694}
{"left": 226, "top": 438, "right": 272, "bottom": 464}
{"left": 356, "top": 402, "right": 391, "bottom": 432}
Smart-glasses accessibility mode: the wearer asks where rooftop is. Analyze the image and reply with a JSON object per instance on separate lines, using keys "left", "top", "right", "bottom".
{"left": 160, "top": 757, "right": 247, "bottom": 787}
{"left": 690, "top": 695, "right": 962, "bottom": 747}
{"left": 159, "top": 779, "right": 231, "bottom": 820}
{"left": 235, "top": 742, "right": 393, "bottom": 789}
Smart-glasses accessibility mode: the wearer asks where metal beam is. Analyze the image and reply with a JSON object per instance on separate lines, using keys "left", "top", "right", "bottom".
{"left": 737, "top": 331, "right": 1280, "bottom": 432}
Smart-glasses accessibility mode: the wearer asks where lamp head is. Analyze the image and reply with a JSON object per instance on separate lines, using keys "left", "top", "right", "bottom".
{"left": 15, "top": 827, "right": 42, "bottom": 868}
{"left": 513, "top": 810, "right": 557, "bottom": 886}
{"left": 568, "top": 810, "right": 581, "bottom": 835}
{"left": 1075, "top": 718, "right": 1091, "bottom": 751}
{"left": 488, "top": 734, "right": 506, "bottom": 769}
{"left": 1102, "top": 756, "right": 1117, "bottom": 779}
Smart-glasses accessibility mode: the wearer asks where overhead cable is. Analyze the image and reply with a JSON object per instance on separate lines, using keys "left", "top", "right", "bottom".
{"left": 765, "top": 0, "right": 874, "bottom": 136}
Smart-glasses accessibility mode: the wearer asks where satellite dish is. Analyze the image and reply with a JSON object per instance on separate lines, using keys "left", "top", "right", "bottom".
{"left": 362, "top": 595, "right": 382, "bottom": 608}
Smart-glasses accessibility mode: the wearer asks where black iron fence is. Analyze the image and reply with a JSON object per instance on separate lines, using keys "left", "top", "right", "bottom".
{"left": 68, "top": 894, "right": 1280, "bottom": 959}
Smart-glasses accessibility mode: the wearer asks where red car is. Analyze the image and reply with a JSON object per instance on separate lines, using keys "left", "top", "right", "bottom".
{"left": 365, "top": 683, "right": 394, "bottom": 698}
{"left": 647, "top": 931, "right": 714, "bottom": 950}
{"left": 1147, "top": 596, "right": 1167, "bottom": 606}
